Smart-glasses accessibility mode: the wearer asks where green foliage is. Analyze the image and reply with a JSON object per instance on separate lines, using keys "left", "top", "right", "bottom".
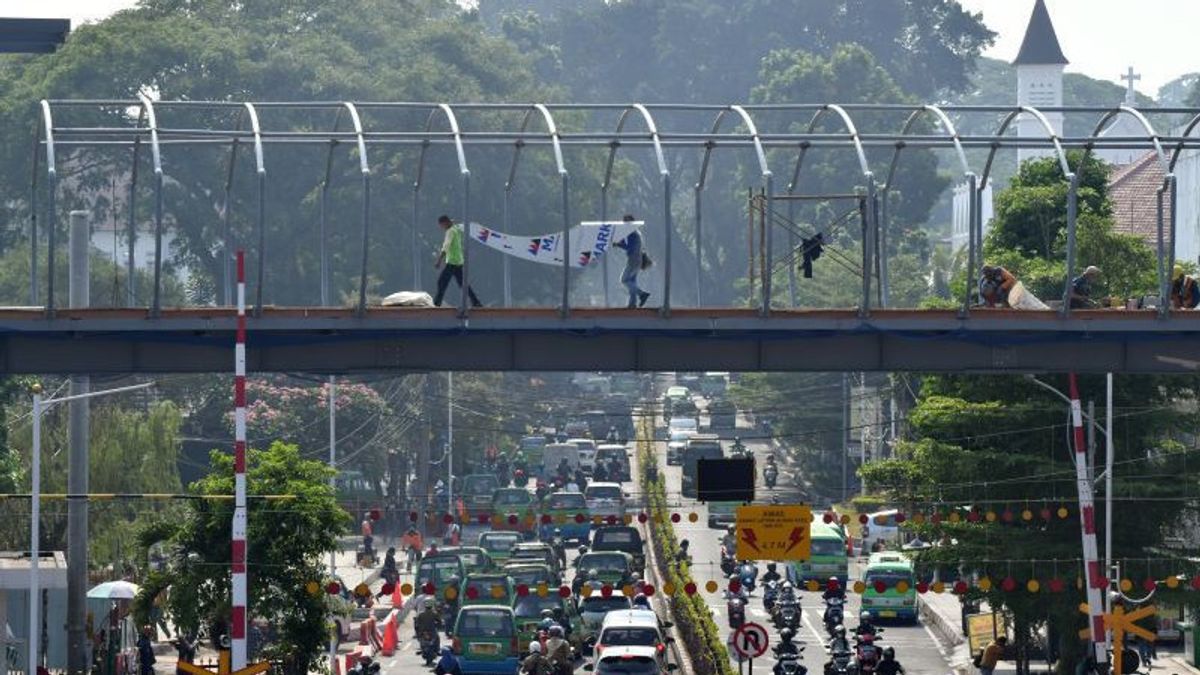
{"left": 144, "top": 441, "right": 349, "bottom": 666}
{"left": 4, "top": 398, "right": 183, "bottom": 569}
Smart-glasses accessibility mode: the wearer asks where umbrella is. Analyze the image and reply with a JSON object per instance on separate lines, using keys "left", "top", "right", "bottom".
{"left": 87, "top": 580, "right": 140, "bottom": 600}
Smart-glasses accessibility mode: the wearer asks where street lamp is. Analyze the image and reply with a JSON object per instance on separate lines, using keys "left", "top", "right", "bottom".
{"left": 28, "top": 380, "right": 153, "bottom": 671}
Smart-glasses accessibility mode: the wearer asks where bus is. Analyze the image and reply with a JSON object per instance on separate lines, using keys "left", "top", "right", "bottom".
{"left": 794, "top": 521, "right": 849, "bottom": 584}
{"left": 860, "top": 552, "right": 917, "bottom": 622}
{"left": 681, "top": 434, "right": 723, "bottom": 498}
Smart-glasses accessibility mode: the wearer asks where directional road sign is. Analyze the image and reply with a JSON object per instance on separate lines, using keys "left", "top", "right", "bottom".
{"left": 731, "top": 622, "right": 769, "bottom": 659}
{"left": 735, "top": 504, "right": 813, "bottom": 561}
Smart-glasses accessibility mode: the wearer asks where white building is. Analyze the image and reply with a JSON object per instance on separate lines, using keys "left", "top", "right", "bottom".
{"left": 952, "top": 0, "right": 1065, "bottom": 252}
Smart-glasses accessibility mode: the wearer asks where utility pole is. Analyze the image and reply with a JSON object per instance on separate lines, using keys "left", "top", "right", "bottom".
{"left": 447, "top": 372, "right": 454, "bottom": 518}
{"left": 1105, "top": 373, "right": 1115, "bottom": 617}
{"left": 66, "top": 210, "right": 89, "bottom": 675}
{"left": 841, "top": 373, "right": 849, "bottom": 502}
{"left": 327, "top": 375, "right": 336, "bottom": 674}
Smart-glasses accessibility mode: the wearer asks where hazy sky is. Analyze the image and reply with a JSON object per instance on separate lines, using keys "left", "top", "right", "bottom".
{"left": 11, "top": 0, "right": 1200, "bottom": 96}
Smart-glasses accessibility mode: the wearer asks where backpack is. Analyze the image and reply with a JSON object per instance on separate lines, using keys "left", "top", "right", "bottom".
{"left": 640, "top": 251, "right": 653, "bottom": 270}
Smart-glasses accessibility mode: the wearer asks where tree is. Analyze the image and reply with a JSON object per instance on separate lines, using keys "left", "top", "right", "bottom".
{"left": 4, "top": 397, "right": 183, "bottom": 570}
{"left": 139, "top": 441, "right": 348, "bottom": 669}
{"left": 862, "top": 154, "right": 1200, "bottom": 673}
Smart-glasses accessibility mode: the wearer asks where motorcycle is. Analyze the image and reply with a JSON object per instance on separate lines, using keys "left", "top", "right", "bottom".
{"left": 727, "top": 595, "right": 746, "bottom": 629}
{"left": 823, "top": 648, "right": 853, "bottom": 675}
{"left": 738, "top": 562, "right": 758, "bottom": 593}
{"left": 773, "top": 601, "right": 801, "bottom": 631}
{"left": 418, "top": 630, "right": 441, "bottom": 666}
{"left": 764, "top": 465, "right": 779, "bottom": 488}
{"left": 823, "top": 597, "right": 845, "bottom": 635}
{"left": 720, "top": 546, "right": 737, "bottom": 576}
{"left": 774, "top": 653, "right": 808, "bottom": 675}
{"left": 853, "top": 633, "right": 881, "bottom": 674}
{"left": 763, "top": 581, "right": 779, "bottom": 612}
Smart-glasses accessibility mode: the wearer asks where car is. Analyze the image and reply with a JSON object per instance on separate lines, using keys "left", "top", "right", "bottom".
{"left": 510, "top": 542, "right": 562, "bottom": 578}
{"left": 664, "top": 386, "right": 689, "bottom": 402}
{"left": 665, "top": 439, "right": 687, "bottom": 466}
{"left": 439, "top": 546, "right": 494, "bottom": 575}
{"left": 478, "top": 531, "right": 524, "bottom": 565}
{"left": 491, "top": 488, "right": 537, "bottom": 535}
{"left": 595, "top": 609, "right": 671, "bottom": 665}
{"left": 578, "top": 595, "right": 633, "bottom": 648}
{"left": 707, "top": 501, "right": 738, "bottom": 529}
{"left": 589, "top": 526, "right": 645, "bottom": 578}
{"left": 568, "top": 438, "right": 598, "bottom": 473}
{"left": 573, "top": 551, "right": 634, "bottom": 592}
{"left": 417, "top": 553, "right": 467, "bottom": 591}
{"left": 513, "top": 593, "right": 581, "bottom": 651}
{"left": 585, "top": 483, "right": 627, "bottom": 524}
{"left": 461, "top": 474, "right": 502, "bottom": 518}
{"left": 451, "top": 605, "right": 521, "bottom": 674}
{"left": 595, "top": 444, "right": 631, "bottom": 481}
{"left": 584, "top": 645, "right": 678, "bottom": 674}
{"left": 667, "top": 418, "right": 697, "bottom": 436}
{"left": 460, "top": 573, "right": 515, "bottom": 607}
{"left": 503, "top": 562, "right": 558, "bottom": 589}
{"left": 707, "top": 398, "right": 737, "bottom": 430}
{"left": 540, "top": 491, "right": 591, "bottom": 543}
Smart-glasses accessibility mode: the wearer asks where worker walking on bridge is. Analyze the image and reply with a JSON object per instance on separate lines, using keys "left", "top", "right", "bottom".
{"left": 614, "top": 214, "right": 651, "bottom": 308}
{"left": 434, "top": 215, "right": 483, "bottom": 308}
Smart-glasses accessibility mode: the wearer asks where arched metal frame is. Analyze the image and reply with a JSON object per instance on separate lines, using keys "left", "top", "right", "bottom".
{"left": 978, "top": 106, "right": 1076, "bottom": 315}
{"left": 1088, "top": 106, "right": 1174, "bottom": 316}
{"left": 319, "top": 102, "right": 371, "bottom": 313}
{"left": 602, "top": 104, "right": 672, "bottom": 314}
{"left": 32, "top": 100, "right": 1200, "bottom": 320}
{"left": 696, "top": 105, "right": 771, "bottom": 312}
{"left": 882, "top": 105, "right": 974, "bottom": 310}
{"left": 502, "top": 104, "right": 569, "bottom": 313}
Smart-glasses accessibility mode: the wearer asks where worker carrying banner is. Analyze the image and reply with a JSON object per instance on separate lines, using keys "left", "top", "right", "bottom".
{"left": 468, "top": 221, "right": 643, "bottom": 268}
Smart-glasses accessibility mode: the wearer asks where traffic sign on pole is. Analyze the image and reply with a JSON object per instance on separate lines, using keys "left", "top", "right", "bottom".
{"left": 731, "top": 622, "right": 770, "bottom": 659}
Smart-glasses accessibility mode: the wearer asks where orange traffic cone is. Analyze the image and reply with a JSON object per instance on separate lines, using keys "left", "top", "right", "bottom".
{"left": 380, "top": 609, "right": 400, "bottom": 656}
{"left": 391, "top": 581, "right": 404, "bottom": 609}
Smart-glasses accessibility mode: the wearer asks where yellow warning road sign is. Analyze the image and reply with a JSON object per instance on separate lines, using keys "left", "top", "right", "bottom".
{"left": 735, "top": 504, "right": 813, "bottom": 561}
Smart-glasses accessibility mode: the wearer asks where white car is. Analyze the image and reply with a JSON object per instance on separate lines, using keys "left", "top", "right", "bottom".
{"left": 596, "top": 609, "right": 670, "bottom": 661}
{"left": 585, "top": 482, "right": 626, "bottom": 522}
{"left": 586, "top": 645, "right": 678, "bottom": 674}
{"left": 569, "top": 438, "right": 598, "bottom": 472}
{"left": 667, "top": 418, "right": 697, "bottom": 435}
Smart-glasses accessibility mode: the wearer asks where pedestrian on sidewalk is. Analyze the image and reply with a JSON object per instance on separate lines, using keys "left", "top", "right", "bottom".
{"left": 433, "top": 215, "right": 483, "bottom": 308}
{"left": 614, "top": 215, "right": 650, "bottom": 308}
{"left": 137, "top": 625, "right": 156, "bottom": 675}
{"left": 976, "top": 635, "right": 1006, "bottom": 675}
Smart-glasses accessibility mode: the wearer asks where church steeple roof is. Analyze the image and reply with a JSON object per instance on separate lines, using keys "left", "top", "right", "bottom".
{"left": 1013, "top": 0, "right": 1068, "bottom": 66}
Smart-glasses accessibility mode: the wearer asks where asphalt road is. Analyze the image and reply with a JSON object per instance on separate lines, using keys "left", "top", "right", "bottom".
{"left": 653, "top": 378, "right": 957, "bottom": 675}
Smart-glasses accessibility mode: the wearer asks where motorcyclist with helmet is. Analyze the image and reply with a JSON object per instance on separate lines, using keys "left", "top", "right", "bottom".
{"left": 875, "top": 647, "right": 905, "bottom": 675}
{"left": 761, "top": 562, "right": 782, "bottom": 585}
{"left": 855, "top": 611, "right": 878, "bottom": 637}
{"left": 434, "top": 646, "right": 463, "bottom": 675}
{"left": 545, "top": 625, "right": 572, "bottom": 675}
{"left": 828, "top": 624, "right": 851, "bottom": 655}
{"left": 773, "top": 628, "right": 801, "bottom": 657}
{"left": 632, "top": 593, "right": 651, "bottom": 610}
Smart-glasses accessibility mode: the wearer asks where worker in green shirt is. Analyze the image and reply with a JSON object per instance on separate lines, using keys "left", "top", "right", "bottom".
{"left": 433, "top": 215, "right": 482, "bottom": 308}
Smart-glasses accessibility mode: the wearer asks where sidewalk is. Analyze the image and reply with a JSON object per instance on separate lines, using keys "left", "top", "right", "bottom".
{"left": 152, "top": 541, "right": 412, "bottom": 668}
{"left": 920, "top": 591, "right": 1200, "bottom": 674}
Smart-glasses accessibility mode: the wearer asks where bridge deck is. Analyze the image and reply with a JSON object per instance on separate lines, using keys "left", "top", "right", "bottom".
{"left": 2, "top": 306, "right": 1198, "bottom": 374}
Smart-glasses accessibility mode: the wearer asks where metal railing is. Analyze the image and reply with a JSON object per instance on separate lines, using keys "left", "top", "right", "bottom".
{"left": 30, "top": 101, "right": 1200, "bottom": 320}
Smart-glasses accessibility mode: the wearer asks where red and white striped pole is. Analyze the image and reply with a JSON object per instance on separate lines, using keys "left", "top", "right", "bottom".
{"left": 232, "top": 251, "right": 248, "bottom": 667}
{"left": 1068, "top": 373, "right": 1109, "bottom": 668}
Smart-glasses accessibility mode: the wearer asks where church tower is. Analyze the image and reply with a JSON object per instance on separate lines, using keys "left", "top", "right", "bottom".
{"left": 1014, "top": 0, "right": 1068, "bottom": 163}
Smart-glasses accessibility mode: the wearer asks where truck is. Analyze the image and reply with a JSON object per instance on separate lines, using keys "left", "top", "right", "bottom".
{"left": 681, "top": 434, "right": 723, "bottom": 498}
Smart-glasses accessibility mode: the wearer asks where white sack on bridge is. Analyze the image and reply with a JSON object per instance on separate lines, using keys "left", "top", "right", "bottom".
{"left": 469, "top": 221, "right": 643, "bottom": 268}
{"left": 1007, "top": 281, "right": 1050, "bottom": 310}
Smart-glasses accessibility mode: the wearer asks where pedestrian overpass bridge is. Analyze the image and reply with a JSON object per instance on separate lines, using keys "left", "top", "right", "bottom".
{"left": 24, "top": 99, "right": 1200, "bottom": 374}
{"left": 6, "top": 306, "right": 1200, "bottom": 374}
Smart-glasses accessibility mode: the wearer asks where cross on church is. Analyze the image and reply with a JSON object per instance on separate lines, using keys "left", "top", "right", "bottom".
{"left": 1122, "top": 66, "right": 1141, "bottom": 105}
